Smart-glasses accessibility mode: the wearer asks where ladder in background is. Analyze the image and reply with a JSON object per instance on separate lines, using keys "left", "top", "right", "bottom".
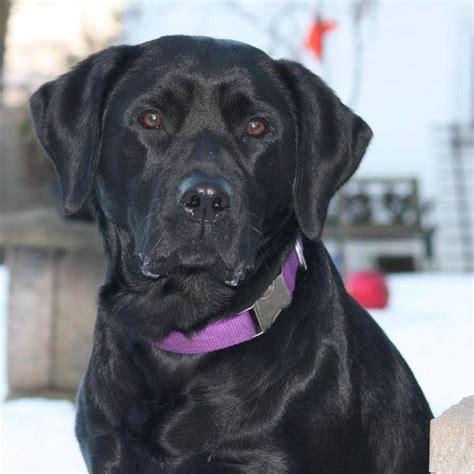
{"left": 435, "top": 124, "right": 474, "bottom": 272}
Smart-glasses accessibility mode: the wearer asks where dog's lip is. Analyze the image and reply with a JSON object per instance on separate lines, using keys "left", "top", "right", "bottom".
{"left": 139, "top": 254, "right": 164, "bottom": 279}
{"left": 224, "top": 266, "right": 248, "bottom": 287}
{"left": 137, "top": 249, "right": 251, "bottom": 285}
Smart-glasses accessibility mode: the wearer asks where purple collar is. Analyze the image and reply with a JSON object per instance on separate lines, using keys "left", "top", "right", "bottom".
{"left": 153, "top": 240, "right": 306, "bottom": 354}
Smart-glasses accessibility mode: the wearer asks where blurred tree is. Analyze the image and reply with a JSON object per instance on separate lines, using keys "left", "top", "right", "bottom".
{"left": 0, "top": 0, "right": 11, "bottom": 106}
{"left": 11, "top": 1, "right": 123, "bottom": 219}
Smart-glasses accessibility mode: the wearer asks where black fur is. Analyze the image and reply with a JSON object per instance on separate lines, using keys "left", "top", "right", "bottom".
{"left": 30, "top": 36, "right": 432, "bottom": 473}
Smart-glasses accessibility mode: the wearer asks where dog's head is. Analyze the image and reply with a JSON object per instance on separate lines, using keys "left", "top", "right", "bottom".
{"left": 30, "top": 36, "right": 372, "bottom": 286}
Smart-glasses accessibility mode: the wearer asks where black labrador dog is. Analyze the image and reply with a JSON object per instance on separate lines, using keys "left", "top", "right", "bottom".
{"left": 30, "top": 36, "right": 432, "bottom": 473}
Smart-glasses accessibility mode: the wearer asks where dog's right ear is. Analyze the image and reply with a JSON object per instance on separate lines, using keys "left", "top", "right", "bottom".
{"left": 29, "top": 46, "right": 130, "bottom": 215}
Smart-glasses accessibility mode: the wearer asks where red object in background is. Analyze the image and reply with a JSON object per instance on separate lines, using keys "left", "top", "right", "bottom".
{"left": 305, "top": 16, "right": 337, "bottom": 60}
{"left": 345, "top": 271, "right": 389, "bottom": 309}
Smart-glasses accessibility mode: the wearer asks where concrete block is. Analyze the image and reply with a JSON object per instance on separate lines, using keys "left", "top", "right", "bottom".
{"left": 430, "top": 396, "right": 474, "bottom": 473}
{"left": 6, "top": 248, "right": 56, "bottom": 390}
{"left": 51, "top": 251, "right": 103, "bottom": 390}
{"left": 6, "top": 246, "right": 104, "bottom": 397}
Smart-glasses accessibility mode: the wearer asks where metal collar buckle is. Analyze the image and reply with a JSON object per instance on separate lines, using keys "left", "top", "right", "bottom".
{"left": 251, "top": 238, "right": 306, "bottom": 337}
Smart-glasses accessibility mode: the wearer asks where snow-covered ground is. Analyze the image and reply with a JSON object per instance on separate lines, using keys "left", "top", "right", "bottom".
{"left": 0, "top": 264, "right": 472, "bottom": 473}
{"left": 0, "top": 267, "right": 86, "bottom": 473}
{"left": 371, "top": 273, "right": 473, "bottom": 416}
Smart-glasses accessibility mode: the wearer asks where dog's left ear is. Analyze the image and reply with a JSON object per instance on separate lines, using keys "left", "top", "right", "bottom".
{"left": 29, "top": 46, "right": 130, "bottom": 215}
{"left": 277, "top": 60, "right": 373, "bottom": 239}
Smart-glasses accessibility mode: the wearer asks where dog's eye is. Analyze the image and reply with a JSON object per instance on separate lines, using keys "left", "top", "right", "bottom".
{"left": 139, "top": 111, "right": 163, "bottom": 129}
{"left": 246, "top": 118, "right": 267, "bottom": 138}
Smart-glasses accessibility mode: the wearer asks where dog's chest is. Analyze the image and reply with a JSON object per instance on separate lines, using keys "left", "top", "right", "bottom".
{"left": 122, "top": 390, "right": 227, "bottom": 464}
{"left": 123, "top": 364, "right": 280, "bottom": 460}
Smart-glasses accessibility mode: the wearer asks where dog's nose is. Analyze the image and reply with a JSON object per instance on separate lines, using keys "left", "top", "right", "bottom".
{"left": 178, "top": 175, "right": 232, "bottom": 222}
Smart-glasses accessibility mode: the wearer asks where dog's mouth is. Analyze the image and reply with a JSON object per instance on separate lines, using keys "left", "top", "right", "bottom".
{"left": 138, "top": 243, "right": 252, "bottom": 287}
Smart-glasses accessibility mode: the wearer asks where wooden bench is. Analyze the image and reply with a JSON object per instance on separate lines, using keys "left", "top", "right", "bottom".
{"left": 323, "top": 177, "right": 434, "bottom": 273}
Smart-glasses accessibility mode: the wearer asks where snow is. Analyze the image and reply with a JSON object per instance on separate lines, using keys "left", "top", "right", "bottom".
{"left": 0, "top": 264, "right": 472, "bottom": 472}
{"left": 371, "top": 273, "right": 473, "bottom": 416}
{"left": 0, "top": 267, "right": 86, "bottom": 473}
{"left": 1, "top": 399, "right": 85, "bottom": 473}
